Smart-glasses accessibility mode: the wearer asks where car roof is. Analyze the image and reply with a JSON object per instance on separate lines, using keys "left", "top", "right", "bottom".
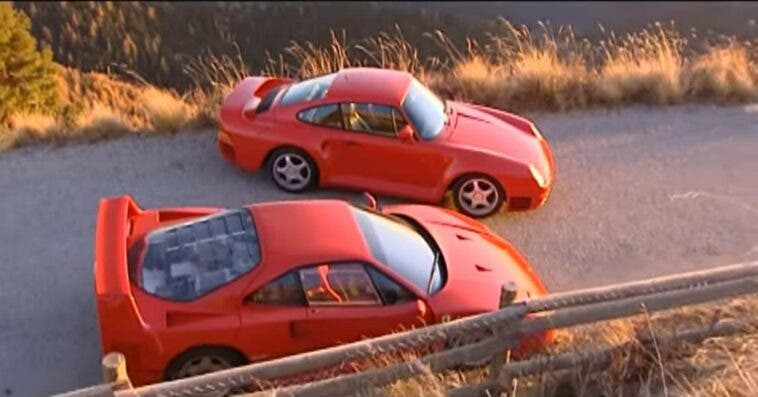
{"left": 247, "top": 200, "right": 373, "bottom": 275}
{"left": 324, "top": 67, "right": 414, "bottom": 106}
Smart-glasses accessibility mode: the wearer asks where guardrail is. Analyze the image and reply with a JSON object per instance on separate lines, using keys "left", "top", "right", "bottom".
{"left": 53, "top": 260, "right": 758, "bottom": 397}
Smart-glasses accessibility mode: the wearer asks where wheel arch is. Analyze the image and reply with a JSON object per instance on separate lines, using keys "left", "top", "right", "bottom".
{"left": 163, "top": 344, "right": 248, "bottom": 381}
{"left": 263, "top": 144, "right": 323, "bottom": 184}
{"left": 447, "top": 171, "right": 507, "bottom": 199}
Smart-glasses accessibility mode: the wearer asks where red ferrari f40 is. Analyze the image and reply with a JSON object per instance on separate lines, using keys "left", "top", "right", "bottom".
{"left": 94, "top": 195, "right": 551, "bottom": 386}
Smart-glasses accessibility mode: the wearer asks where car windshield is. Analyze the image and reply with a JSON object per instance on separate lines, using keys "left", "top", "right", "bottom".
{"left": 401, "top": 78, "right": 447, "bottom": 140}
{"left": 278, "top": 73, "right": 337, "bottom": 107}
{"left": 128, "top": 209, "right": 262, "bottom": 301}
{"left": 350, "top": 206, "right": 444, "bottom": 294}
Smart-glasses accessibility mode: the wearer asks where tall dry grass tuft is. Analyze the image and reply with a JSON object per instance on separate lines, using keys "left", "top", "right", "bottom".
{"left": 355, "top": 25, "right": 423, "bottom": 75}
{"left": 139, "top": 87, "right": 196, "bottom": 133}
{"left": 595, "top": 23, "right": 685, "bottom": 105}
{"left": 684, "top": 41, "right": 758, "bottom": 102}
{"left": 493, "top": 21, "right": 591, "bottom": 110}
{"left": 425, "top": 21, "right": 593, "bottom": 111}
{"left": 1, "top": 112, "right": 61, "bottom": 150}
{"left": 271, "top": 30, "right": 354, "bottom": 79}
{"left": 184, "top": 44, "right": 249, "bottom": 126}
{"left": 428, "top": 32, "right": 507, "bottom": 105}
{"left": 73, "top": 103, "right": 134, "bottom": 141}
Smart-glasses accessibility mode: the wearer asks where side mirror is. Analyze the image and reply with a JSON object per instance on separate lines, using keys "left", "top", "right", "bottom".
{"left": 363, "top": 192, "right": 379, "bottom": 211}
{"left": 397, "top": 125, "right": 414, "bottom": 142}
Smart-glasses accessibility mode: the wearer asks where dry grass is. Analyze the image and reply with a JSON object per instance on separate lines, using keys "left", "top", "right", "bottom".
{"left": 262, "top": 20, "right": 757, "bottom": 113}
{"left": 0, "top": 66, "right": 198, "bottom": 150}
{"left": 2, "top": 20, "right": 758, "bottom": 151}
{"left": 684, "top": 41, "right": 758, "bottom": 102}
{"left": 373, "top": 296, "right": 758, "bottom": 397}
{"left": 0, "top": 112, "right": 62, "bottom": 150}
{"left": 594, "top": 23, "right": 685, "bottom": 105}
{"left": 184, "top": 45, "right": 249, "bottom": 127}
{"left": 139, "top": 87, "right": 195, "bottom": 133}
{"left": 250, "top": 296, "right": 756, "bottom": 397}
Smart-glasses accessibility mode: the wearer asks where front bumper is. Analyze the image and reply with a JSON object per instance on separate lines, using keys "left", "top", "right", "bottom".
{"left": 505, "top": 138, "right": 556, "bottom": 211}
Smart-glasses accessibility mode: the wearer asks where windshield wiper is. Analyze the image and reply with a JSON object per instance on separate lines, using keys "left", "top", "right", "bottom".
{"left": 426, "top": 250, "right": 440, "bottom": 294}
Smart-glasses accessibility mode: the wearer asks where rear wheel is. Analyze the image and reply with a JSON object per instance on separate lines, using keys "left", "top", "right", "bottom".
{"left": 268, "top": 147, "right": 318, "bottom": 193}
{"left": 452, "top": 174, "right": 505, "bottom": 218}
{"left": 165, "top": 347, "right": 247, "bottom": 396}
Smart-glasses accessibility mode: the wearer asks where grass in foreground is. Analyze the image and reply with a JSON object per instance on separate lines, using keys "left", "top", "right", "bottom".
{"left": 2, "top": 21, "right": 757, "bottom": 152}
{"left": 375, "top": 296, "right": 757, "bottom": 397}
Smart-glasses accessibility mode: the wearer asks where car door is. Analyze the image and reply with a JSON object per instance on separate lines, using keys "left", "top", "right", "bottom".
{"left": 237, "top": 272, "right": 312, "bottom": 362}
{"left": 328, "top": 102, "right": 449, "bottom": 201}
{"left": 293, "top": 262, "right": 431, "bottom": 350}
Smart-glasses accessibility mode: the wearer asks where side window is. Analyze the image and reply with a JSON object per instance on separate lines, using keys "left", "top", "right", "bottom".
{"left": 247, "top": 272, "right": 305, "bottom": 306}
{"left": 299, "top": 263, "right": 382, "bottom": 306}
{"left": 297, "top": 104, "right": 343, "bottom": 128}
{"left": 366, "top": 267, "right": 416, "bottom": 305}
{"left": 341, "top": 103, "right": 398, "bottom": 137}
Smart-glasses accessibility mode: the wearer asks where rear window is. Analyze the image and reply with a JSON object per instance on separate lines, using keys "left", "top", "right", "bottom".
{"left": 130, "top": 209, "right": 262, "bottom": 301}
{"left": 279, "top": 73, "right": 337, "bottom": 107}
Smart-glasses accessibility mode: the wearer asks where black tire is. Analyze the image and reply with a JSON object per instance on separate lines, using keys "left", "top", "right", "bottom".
{"left": 165, "top": 346, "right": 246, "bottom": 382}
{"left": 451, "top": 174, "right": 505, "bottom": 218}
{"left": 267, "top": 147, "right": 319, "bottom": 193}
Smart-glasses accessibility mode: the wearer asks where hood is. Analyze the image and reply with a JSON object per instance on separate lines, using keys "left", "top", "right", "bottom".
{"left": 447, "top": 101, "right": 549, "bottom": 176}
{"left": 385, "top": 205, "right": 547, "bottom": 316}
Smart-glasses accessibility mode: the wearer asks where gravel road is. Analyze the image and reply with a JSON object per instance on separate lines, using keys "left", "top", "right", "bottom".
{"left": 1, "top": 105, "right": 756, "bottom": 396}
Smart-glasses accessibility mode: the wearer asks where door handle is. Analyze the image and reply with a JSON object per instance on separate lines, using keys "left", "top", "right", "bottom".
{"left": 344, "top": 140, "right": 360, "bottom": 147}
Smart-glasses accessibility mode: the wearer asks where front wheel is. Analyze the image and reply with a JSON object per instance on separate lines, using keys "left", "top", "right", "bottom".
{"left": 268, "top": 148, "right": 318, "bottom": 193}
{"left": 452, "top": 175, "right": 505, "bottom": 218}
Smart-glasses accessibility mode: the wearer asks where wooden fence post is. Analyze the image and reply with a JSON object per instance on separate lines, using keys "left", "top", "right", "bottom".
{"left": 102, "top": 352, "right": 132, "bottom": 391}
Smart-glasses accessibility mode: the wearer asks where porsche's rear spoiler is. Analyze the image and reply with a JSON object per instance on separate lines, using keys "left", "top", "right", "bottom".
{"left": 220, "top": 76, "right": 294, "bottom": 121}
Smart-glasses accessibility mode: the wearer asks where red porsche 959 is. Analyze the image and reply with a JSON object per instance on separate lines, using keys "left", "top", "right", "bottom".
{"left": 93, "top": 195, "right": 551, "bottom": 386}
{"left": 217, "top": 67, "right": 555, "bottom": 218}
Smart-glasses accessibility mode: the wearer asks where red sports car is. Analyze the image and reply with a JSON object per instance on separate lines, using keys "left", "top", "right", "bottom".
{"left": 217, "top": 67, "right": 555, "bottom": 218}
{"left": 94, "top": 194, "right": 551, "bottom": 386}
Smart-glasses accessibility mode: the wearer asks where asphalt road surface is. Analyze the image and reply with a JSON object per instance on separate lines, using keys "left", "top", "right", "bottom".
{"left": 1, "top": 104, "right": 756, "bottom": 396}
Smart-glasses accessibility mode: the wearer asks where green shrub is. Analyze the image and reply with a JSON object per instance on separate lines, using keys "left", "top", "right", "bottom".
{"left": 0, "top": 2, "right": 59, "bottom": 127}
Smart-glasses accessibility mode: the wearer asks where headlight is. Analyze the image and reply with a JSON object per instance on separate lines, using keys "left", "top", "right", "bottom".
{"left": 529, "top": 164, "right": 547, "bottom": 188}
